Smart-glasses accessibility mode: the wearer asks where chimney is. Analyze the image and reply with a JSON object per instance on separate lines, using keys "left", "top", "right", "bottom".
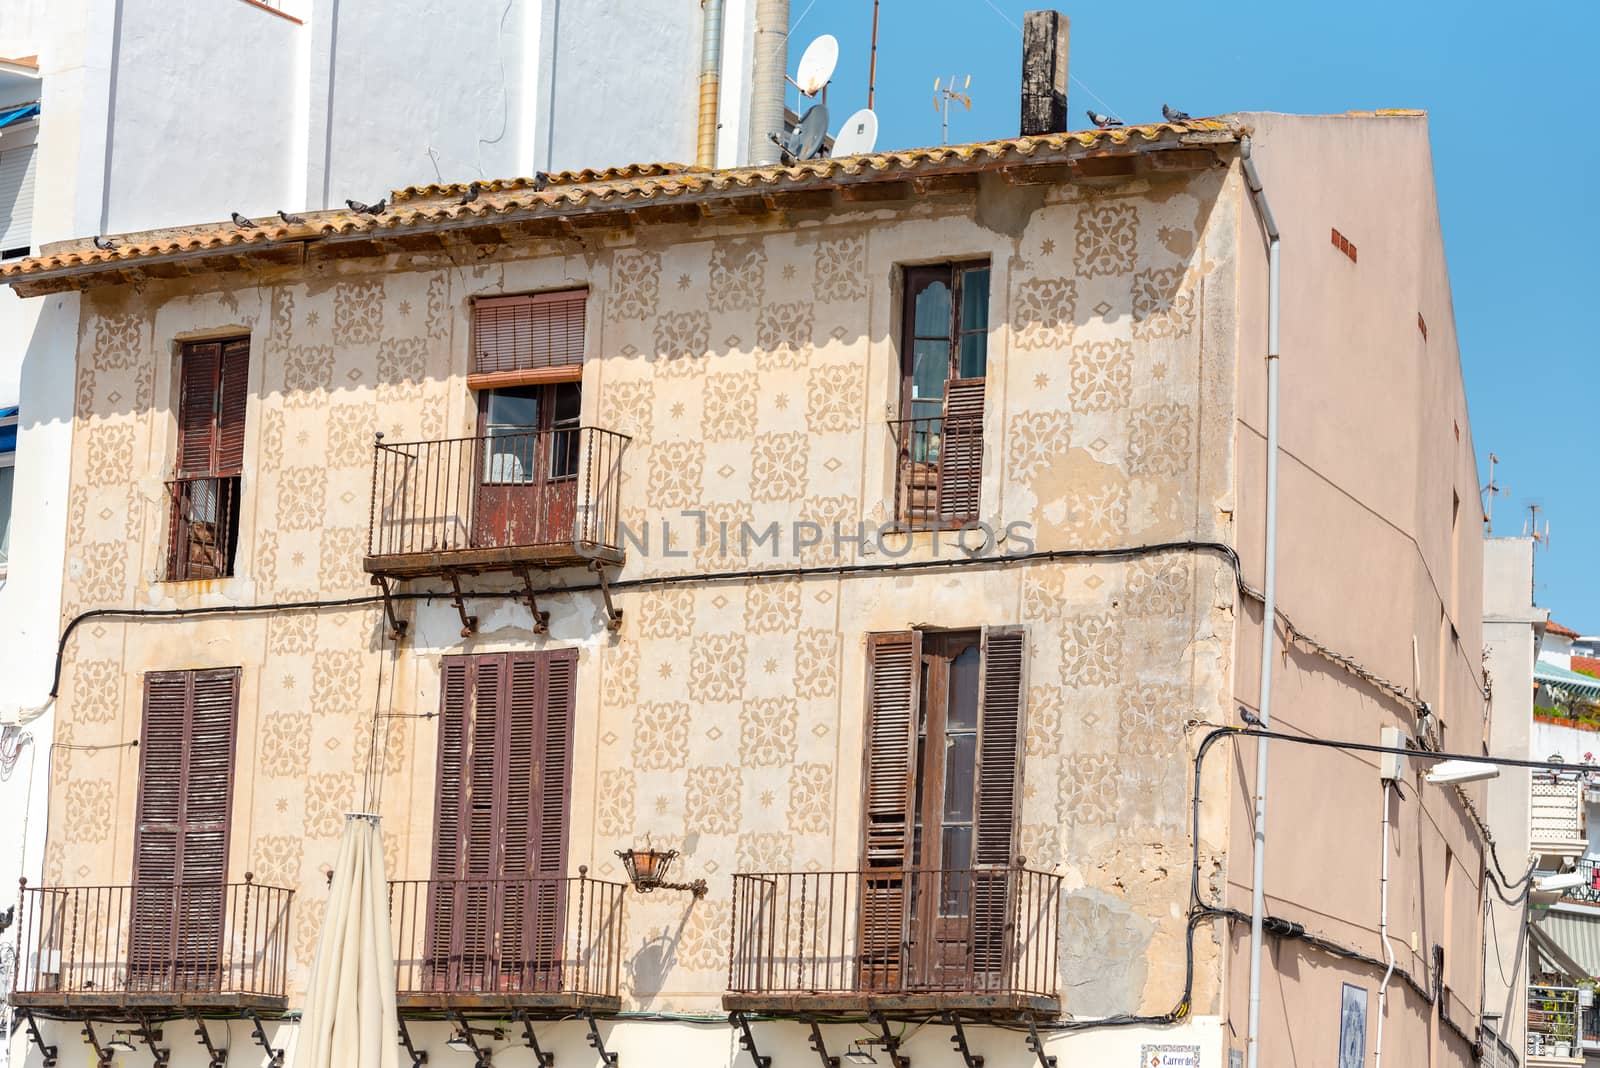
{"left": 1020, "top": 10, "right": 1069, "bottom": 136}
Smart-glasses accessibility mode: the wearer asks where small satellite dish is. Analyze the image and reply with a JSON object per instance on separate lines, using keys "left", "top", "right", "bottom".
{"left": 796, "top": 34, "right": 839, "bottom": 96}
{"left": 788, "top": 103, "right": 830, "bottom": 161}
{"left": 832, "top": 108, "right": 879, "bottom": 157}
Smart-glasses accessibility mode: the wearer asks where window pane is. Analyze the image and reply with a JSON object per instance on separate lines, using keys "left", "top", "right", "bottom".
{"left": 942, "top": 731, "right": 976, "bottom": 822}
{"left": 958, "top": 333, "right": 987, "bottom": 380}
{"left": 959, "top": 268, "right": 990, "bottom": 332}
{"left": 485, "top": 435, "right": 536, "bottom": 484}
{"left": 947, "top": 645, "right": 980, "bottom": 730}
{"left": 912, "top": 279, "right": 952, "bottom": 337}
{"left": 486, "top": 386, "right": 541, "bottom": 428}
{"left": 0, "top": 462, "right": 12, "bottom": 567}
{"left": 940, "top": 826, "right": 973, "bottom": 914}
{"left": 911, "top": 340, "right": 950, "bottom": 405}
{"left": 552, "top": 382, "right": 581, "bottom": 427}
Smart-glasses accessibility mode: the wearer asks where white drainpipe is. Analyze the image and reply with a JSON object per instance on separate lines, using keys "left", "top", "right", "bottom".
{"left": 746, "top": 0, "right": 789, "bottom": 165}
{"left": 1376, "top": 781, "right": 1397, "bottom": 1068}
{"left": 1240, "top": 133, "right": 1282, "bottom": 1068}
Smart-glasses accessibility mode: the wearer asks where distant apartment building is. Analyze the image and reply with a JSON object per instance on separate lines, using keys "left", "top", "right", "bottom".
{"left": 0, "top": 92, "right": 1487, "bottom": 1068}
{"left": 0, "top": 0, "right": 765, "bottom": 1017}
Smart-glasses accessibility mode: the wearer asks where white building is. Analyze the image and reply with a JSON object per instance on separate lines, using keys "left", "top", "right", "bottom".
{"left": 0, "top": 0, "right": 767, "bottom": 1049}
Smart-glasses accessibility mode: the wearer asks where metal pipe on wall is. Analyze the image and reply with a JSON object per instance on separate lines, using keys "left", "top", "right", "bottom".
{"left": 696, "top": 0, "right": 726, "bottom": 169}
{"left": 1239, "top": 133, "right": 1282, "bottom": 1068}
{"left": 747, "top": 0, "right": 789, "bottom": 165}
{"left": 1376, "top": 780, "right": 1397, "bottom": 1068}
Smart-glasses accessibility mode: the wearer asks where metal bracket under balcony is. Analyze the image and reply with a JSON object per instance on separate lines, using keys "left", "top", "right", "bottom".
{"left": 364, "top": 427, "right": 629, "bottom": 581}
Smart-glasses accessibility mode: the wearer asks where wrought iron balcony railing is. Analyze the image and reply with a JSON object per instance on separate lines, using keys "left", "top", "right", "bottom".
{"left": 388, "top": 871, "right": 626, "bottom": 1010}
{"left": 889, "top": 412, "right": 984, "bottom": 529}
{"left": 726, "top": 865, "right": 1062, "bottom": 1012}
{"left": 366, "top": 427, "right": 629, "bottom": 576}
{"left": 165, "top": 475, "right": 241, "bottom": 581}
{"left": 11, "top": 877, "right": 293, "bottom": 1008}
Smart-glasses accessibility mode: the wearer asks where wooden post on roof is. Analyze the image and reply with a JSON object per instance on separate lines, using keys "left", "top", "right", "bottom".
{"left": 1020, "top": 11, "right": 1069, "bottom": 137}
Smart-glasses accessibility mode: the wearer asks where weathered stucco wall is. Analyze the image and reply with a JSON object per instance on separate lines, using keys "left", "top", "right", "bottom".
{"left": 37, "top": 165, "right": 1241, "bottom": 1062}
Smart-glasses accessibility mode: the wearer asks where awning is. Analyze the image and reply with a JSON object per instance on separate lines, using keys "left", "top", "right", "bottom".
{"left": 1535, "top": 908, "right": 1600, "bottom": 979}
{"left": 290, "top": 814, "right": 399, "bottom": 1068}
{"left": 1537, "top": 662, "right": 1600, "bottom": 701}
{"left": 0, "top": 102, "right": 38, "bottom": 130}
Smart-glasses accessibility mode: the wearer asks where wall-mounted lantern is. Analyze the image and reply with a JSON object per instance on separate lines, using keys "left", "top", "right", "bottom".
{"left": 614, "top": 840, "right": 708, "bottom": 898}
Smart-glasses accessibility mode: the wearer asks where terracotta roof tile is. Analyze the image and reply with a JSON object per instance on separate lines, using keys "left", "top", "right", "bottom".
{"left": 1549, "top": 620, "right": 1581, "bottom": 639}
{"left": 1, "top": 118, "right": 1240, "bottom": 292}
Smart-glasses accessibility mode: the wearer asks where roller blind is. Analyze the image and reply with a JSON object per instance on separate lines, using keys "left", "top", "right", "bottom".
{"left": 0, "top": 143, "right": 36, "bottom": 256}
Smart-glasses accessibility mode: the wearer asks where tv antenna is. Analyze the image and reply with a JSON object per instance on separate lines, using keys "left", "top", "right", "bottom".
{"left": 1524, "top": 502, "right": 1551, "bottom": 550}
{"left": 934, "top": 74, "right": 972, "bottom": 145}
{"left": 1480, "top": 452, "right": 1507, "bottom": 534}
{"left": 771, "top": 35, "right": 838, "bottom": 163}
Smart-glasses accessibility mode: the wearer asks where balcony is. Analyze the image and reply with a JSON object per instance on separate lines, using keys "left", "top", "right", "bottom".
{"left": 725, "top": 866, "right": 1062, "bottom": 1016}
{"left": 890, "top": 412, "right": 983, "bottom": 529}
{"left": 1528, "top": 984, "right": 1585, "bottom": 1065}
{"left": 388, "top": 873, "right": 626, "bottom": 1013}
{"left": 1532, "top": 774, "right": 1591, "bottom": 865}
{"left": 10, "top": 879, "right": 294, "bottom": 1012}
{"left": 365, "top": 427, "right": 629, "bottom": 580}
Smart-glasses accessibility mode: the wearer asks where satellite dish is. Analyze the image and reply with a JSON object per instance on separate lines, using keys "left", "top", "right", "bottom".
{"left": 832, "top": 108, "right": 878, "bottom": 157}
{"left": 789, "top": 103, "right": 830, "bottom": 161}
{"left": 796, "top": 34, "right": 839, "bottom": 96}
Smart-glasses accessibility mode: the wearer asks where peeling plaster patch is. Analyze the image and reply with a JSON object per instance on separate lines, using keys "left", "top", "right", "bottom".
{"left": 1058, "top": 888, "right": 1154, "bottom": 1017}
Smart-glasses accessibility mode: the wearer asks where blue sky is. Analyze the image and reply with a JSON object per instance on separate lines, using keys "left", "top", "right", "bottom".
{"left": 787, "top": 0, "right": 1600, "bottom": 629}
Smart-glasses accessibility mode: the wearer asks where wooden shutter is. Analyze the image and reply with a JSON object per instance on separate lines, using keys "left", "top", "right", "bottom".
{"left": 132, "top": 668, "right": 239, "bottom": 990}
{"left": 473, "top": 291, "right": 587, "bottom": 375}
{"left": 972, "top": 627, "right": 1026, "bottom": 977}
{"left": 215, "top": 339, "right": 250, "bottom": 475}
{"left": 176, "top": 342, "right": 222, "bottom": 477}
{"left": 938, "top": 378, "right": 985, "bottom": 524}
{"left": 429, "top": 651, "right": 576, "bottom": 992}
{"left": 860, "top": 631, "right": 921, "bottom": 990}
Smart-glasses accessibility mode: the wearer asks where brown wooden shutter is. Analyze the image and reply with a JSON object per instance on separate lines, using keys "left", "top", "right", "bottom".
{"left": 215, "top": 339, "right": 250, "bottom": 475}
{"left": 427, "top": 658, "right": 471, "bottom": 985}
{"left": 533, "top": 648, "right": 575, "bottom": 978}
{"left": 938, "top": 378, "right": 985, "bottom": 524}
{"left": 473, "top": 291, "right": 587, "bottom": 375}
{"left": 973, "top": 627, "right": 1026, "bottom": 977}
{"left": 176, "top": 342, "right": 222, "bottom": 476}
{"left": 131, "top": 668, "right": 239, "bottom": 990}
{"left": 860, "top": 631, "right": 921, "bottom": 990}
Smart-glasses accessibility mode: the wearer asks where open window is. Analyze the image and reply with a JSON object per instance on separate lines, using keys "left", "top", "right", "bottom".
{"left": 860, "top": 626, "right": 1026, "bottom": 991}
{"left": 166, "top": 339, "right": 248, "bottom": 580}
{"left": 468, "top": 292, "right": 586, "bottom": 549}
{"left": 894, "top": 262, "right": 990, "bottom": 527}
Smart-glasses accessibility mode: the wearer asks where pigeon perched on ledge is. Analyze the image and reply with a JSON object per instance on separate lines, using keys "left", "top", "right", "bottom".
{"left": 1162, "top": 103, "right": 1192, "bottom": 123}
{"left": 459, "top": 182, "right": 481, "bottom": 206}
{"left": 277, "top": 210, "right": 306, "bottom": 225}
{"left": 93, "top": 235, "right": 119, "bottom": 250}
{"left": 1087, "top": 110, "right": 1122, "bottom": 128}
{"left": 231, "top": 212, "right": 256, "bottom": 229}
{"left": 346, "top": 198, "right": 387, "bottom": 216}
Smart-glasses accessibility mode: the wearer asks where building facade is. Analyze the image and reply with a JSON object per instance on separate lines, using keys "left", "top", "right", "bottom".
{"left": 4, "top": 109, "right": 1486, "bottom": 1067}
{"left": 0, "top": 1, "right": 764, "bottom": 1027}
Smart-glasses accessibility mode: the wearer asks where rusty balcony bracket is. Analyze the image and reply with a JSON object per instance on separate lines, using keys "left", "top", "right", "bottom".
{"left": 589, "top": 560, "right": 623, "bottom": 631}
{"left": 870, "top": 1013, "right": 911, "bottom": 1068}
{"left": 248, "top": 1012, "right": 285, "bottom": 1068}
{"left": 134, "top": 1018, "right": 171, "bottom": 1067}
{"left": 514, "top": 566, "right": 551, "bottom": 634}
{"left": 1021, "top": 1013, "right": 1056, "bottom": 1068}
{"left": 513, "top": 1010, "right": 556, "bottom": 1067}
{"left": 372, "top": 574, "right": 410, "bottom": 640}
{"left": 397, "top": 1018, "right": 429, "bottom": 1067}
{"left": 81, "top": 1022, "right": 114, "bottom": 1068}
{"left": 21, "top": 1011, "right": 57, "bottom": 1068}
{"left": 807, "top": 1021, "right": 840, "bottom": 1068}
{"left": 449, "top": 1011, "right": 500, "bottom": 1068}
{"left": 730, "top": 1013, "right": 771, "bottom": 1068}
{"left": 444, "top": 571, "right": 479, "bottom": 637}
{"left": 583, "top": 1010, "right": 618, "bottom": 1067}
{"left": 944, "top": 1014, "right": 983, "bottom": 1068}
{"left": 192, "top": 1015, "right": 227, "bottom": 1068}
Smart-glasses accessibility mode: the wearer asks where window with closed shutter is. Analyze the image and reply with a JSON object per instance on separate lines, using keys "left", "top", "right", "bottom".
{"left": 860, "top": 626, "right": 1025, "bottom": 991}
{"left": 472, "top": 291, "right": 587, "bottom": 377}
{"left": 0, "top": 141, "right": 37, "bottom": 259}
{"left": 894, "top": 262, "right": 990, "bottom": 526}
{"left": 428, "top": 649, "right": 576, "bottom": 993}
{"left": 167, "top": 338, "right": 248, "bottom": 579}
{"left": 130, "top": 668, "right": 240, "bottom": 992}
